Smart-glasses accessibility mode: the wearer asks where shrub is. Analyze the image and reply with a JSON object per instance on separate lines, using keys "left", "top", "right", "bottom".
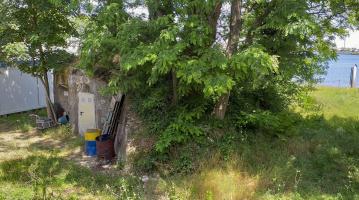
{"left": 234, "top": 111, "right": 301, "bottom": 137}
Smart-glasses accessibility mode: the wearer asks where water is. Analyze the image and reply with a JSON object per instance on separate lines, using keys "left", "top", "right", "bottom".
{"left": 320, "top": 54, "right": 359, "bottom": 87}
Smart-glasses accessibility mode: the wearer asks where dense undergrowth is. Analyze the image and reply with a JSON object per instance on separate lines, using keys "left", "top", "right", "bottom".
{"left": 129, "top": 87, "right": 359, "bottom": 199}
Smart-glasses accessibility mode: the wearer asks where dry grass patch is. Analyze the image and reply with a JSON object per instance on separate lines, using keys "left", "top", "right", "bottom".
{"left": 190, "top": 168, "right": 259, "bottom": 200}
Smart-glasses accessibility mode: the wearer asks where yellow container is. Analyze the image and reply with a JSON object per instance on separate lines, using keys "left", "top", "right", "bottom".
{"left": 84, "top": 129, "right": 101, "bottom": 141}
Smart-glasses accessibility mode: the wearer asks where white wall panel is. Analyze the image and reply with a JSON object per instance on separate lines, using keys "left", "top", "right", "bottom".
{"left": 0, "top": 67, "right": 53, "bottom": 115}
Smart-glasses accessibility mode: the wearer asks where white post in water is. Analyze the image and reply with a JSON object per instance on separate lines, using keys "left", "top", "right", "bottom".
{"left": 350, "top": 64, "right": 357, "bottom": 88}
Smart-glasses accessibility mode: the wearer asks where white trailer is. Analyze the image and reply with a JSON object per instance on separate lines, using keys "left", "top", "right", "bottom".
{"left": 0, "top": 66, "right": 53, "bottom": 115}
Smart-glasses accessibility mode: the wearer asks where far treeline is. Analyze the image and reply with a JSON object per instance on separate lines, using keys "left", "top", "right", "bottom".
{"left": 1, "top": 0, "right": 359, "bottom": 152}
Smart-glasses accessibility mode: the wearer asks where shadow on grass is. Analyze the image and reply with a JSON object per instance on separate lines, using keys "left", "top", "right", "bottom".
{"left": 27, "top": 134, "right": 83, "bottom": 153}
{"left": 0, "top": 154, "right": 143, "bottom": 198}
{"left": 13, "top": 132, "right": 37, "bottom": 140}
{"left": 0, "top": 109, "right": 46, "bottom": 133}
{"left": 219, "top": 115, "right": 359, "bottom": 199}
{"left": 28, "top": 138, "right": 66, "bottom": 151}
{"left": 132, "top": 114, "right": 359, "bottom": 199}
{"left": 0, "top": 142, "right": 21, "bottom": 153}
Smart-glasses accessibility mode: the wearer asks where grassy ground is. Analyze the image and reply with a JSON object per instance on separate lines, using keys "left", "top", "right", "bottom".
{"left": 1, "top": 87, "right": 359, "bottom": 199}
{"left": 0, "top": 110, "right": 142, "bottom": 200}
{"left": 312, "top": 87, "right": 359, "bottom": 119}
{"left": 145, "top": 87, "right": 359, "bottom": 200}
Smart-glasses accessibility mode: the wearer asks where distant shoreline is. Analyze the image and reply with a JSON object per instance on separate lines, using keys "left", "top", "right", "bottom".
{"left": 337, "top": 50, "right": 359, "bottom": 55}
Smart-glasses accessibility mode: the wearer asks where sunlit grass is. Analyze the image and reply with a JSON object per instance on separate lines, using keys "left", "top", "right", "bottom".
{"left": 0, "top": 110, "right": 143, "bottom": 200}
{"left": 311, "top": 86, "right": 359, "bottom": 119}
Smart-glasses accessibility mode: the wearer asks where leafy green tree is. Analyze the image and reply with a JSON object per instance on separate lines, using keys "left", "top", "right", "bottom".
{"left": 0, "top": 0, "right": 76, "bottom": 121}
{"left": 80, "top": 0, "right": 359, "bottom": 151}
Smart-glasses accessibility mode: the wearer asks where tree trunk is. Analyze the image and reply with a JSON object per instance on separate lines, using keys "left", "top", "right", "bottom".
{"left": 213, "top": 0, "right": 242, "bottom": 120}
{"left": 40, "top": 72, "right": 56, "bottom": 122}
{"left": 213, "top": 92, "right": 230, "bottom": 120}
{"left": 208, "top": 1, "right": 223, "bottom": 42}
{"left": 226, "top": 0, "right": 242, "bottom": 55}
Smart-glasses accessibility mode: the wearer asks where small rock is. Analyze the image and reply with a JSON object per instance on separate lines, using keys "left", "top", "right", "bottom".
{"left": 141, "top": 175, "right": 149, "bottom": 183}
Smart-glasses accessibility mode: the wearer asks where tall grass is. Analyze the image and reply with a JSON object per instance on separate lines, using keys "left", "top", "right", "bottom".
{"left": 132, "top": 87, "right": 359, "bottom": 199}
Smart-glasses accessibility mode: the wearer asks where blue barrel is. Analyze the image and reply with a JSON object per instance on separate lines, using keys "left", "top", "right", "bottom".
{"left": 85, "top": 141, "right": 97, "bottom": 156}
{"left": 84, "top": 129, "right": 101, "bottom": 156}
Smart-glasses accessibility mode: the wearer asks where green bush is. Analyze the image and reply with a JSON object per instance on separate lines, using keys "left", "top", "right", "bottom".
{"left": 234, "top": 111, "right": 301, "bottom": 137}
{"left": 133, "top": 151, "right": 159, "bottom": 173}
{"left": 172, "top": 154, "right": 194, "bottom": 175}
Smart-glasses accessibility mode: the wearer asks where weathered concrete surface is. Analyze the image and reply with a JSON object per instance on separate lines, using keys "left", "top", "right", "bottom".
{"left": 114, "top": 95, "right": 128, "bottom": 161}
{"left": 54, "top": 68, "right": 112, "bottom": 134}
{"left": 54, "top": 68, "right": 137, "bottom": 164}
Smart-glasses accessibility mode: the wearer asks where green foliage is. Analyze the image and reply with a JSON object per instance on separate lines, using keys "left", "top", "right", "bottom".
{"left": 27, "top": 153, "right": 63, "bottom": 199}
{"left": 105, "top": 178, "right": 143, "bottom": 200}
{"left": 0, "top": 0, "right": 77, "bottom": 119}
{"left": 173, "top": 154, "right": 194, "bottom": 175}
{"left": 2, "top": 42, "right": 30, "bottom": 62}
{"left": 155, "top": 107, "right": 205, "bottom": 152}
{"left": 79, "top": 0, "right": 359, "bottom": 153}
{"left": 234, "top": 111, "right": 301, "bottom": 137}
{"left": 131, "top": 84, "right": 207, "bottom": 153}
{"left": 133, "top": 152, "right": 159, "bottom": 173}
{"left": 230, "top": 46, "right": 279, "bottom": 87}
{"left": 0, "top": 0, "right": 76, "bottom": 73}
{"left": 132, "top": 85, "right": 172, "bottom": 137}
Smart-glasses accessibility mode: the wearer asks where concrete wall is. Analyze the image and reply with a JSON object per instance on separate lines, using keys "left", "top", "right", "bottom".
{"left": 0, "top": 67, "right": 53, "bottom": 115}
{"left": 54, "top": 68, "right": 111, "bottom": 134}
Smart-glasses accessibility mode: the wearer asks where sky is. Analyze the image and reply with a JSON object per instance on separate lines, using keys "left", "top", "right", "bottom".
{"left": 335, "top": 31, "right": 359, "bottom": 48}
{"left": 103, "top": 3, "right": 359, "bottom": 49}
{"left": 126, "top": 4, "right": 359, "bottom": 49}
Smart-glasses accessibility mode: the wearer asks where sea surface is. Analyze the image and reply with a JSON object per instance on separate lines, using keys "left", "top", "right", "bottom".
{"left": 320, "top": 54, "right": 359, "bottom": 87}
